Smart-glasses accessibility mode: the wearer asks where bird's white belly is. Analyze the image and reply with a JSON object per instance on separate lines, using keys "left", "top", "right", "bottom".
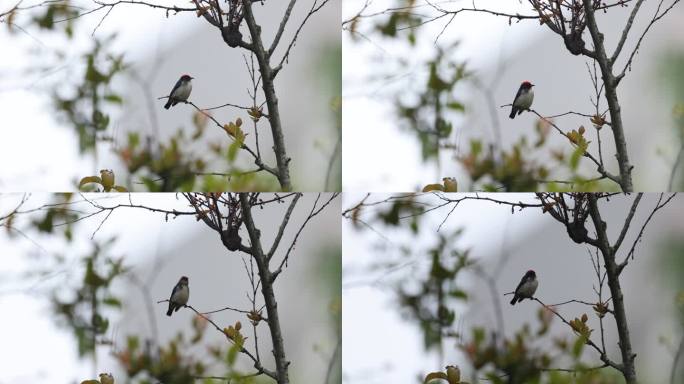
{"left": 518, "top": 279, "right": 538, "bottom": 297}
{"left": 172, "top": 82, "right": 192, "bottom": 101}
{"left": 172, "top": 285, "right": 189, "bottom": 305}
{"left": 514, "top": 90, "right": 534, "bottom": 109}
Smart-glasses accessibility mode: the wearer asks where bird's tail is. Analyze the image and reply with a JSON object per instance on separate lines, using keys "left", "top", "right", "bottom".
{"left": 510, "top": 296, "right": 517, "bottom": 305}
{"left": 166, "top": 304, "right": 173, "bottom": 316}
{"left": 164, "top": 99, "right": 172, "bottom": 109}
{"left": 509, "top": 108, "right": 517, "bottom": 119}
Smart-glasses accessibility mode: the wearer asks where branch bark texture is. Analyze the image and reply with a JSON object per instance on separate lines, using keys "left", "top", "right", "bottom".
{"left": 587, "top": 194, "right": 637, "bottom": 383}
{"left": 239, "top": 193, "right": 291, "bottom": 384}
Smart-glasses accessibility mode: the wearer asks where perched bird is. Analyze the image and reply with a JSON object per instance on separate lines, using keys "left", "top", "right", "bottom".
{"left": 164, "top": 74, "right": 194, "bottom": 109}
{"left": 510, "top": 270, "right": 538, "bottom": 305}
{"left": 167, "top": 276, "right": 190, "bottom": 316}
{"left": 509, "top": 81, "right": 535, "bottom": 119}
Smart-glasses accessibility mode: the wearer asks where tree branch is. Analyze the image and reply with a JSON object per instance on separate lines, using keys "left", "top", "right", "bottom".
{"left": 611, "top": 0, "right": 646, "bottom": 64}
{"left": 267, "top": 193, "right": 302, "bottom": 260}
{"left": 586, "top": 194, "right": 637, "bottom": 383}
{"left": 612, "top": 193, "right": 643, "bottom": 252}
{"left": 239, "top": 193, "right": 290, "bottom": 384}
{"left": 582, "top": 0, "right": 634, "bottom": 192}
{"left": 242, "top": 1, "right": 292, "bottom": 191}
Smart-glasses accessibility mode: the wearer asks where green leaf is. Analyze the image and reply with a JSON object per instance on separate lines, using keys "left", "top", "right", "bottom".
{"left": 446, "top": 101, "right": 465, "bottom": 111}
{"left": 572, "top": 334, "right": 587, "bottom": 358}
{"left": 227, "top": 140, "right": 241, "bottom": 162}
{"left": 226, "top": 343, "right": 240, "bottom": 366}
{"left": 104, "top": 94, "right": 123, "bottom": 104}
{"left": 424, "top": 371, "right": 448, "bottom": 383}
{"left": 422, "top": 183, "right": 444, "bottom": 192}
{"left": 103, "top": 297, "right": 121, "bottom": 308}
{"left": 79, "top": 176, "right": 102, "bottom": 189}
{"left": 569, "top": 146, "right": 584, "bottom": 171}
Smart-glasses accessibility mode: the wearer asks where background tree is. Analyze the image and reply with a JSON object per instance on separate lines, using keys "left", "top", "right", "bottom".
{"left": 0, "top": 0, "right": 340, "bottom": 192}
{"left": 342, "top": 192, "right": 683, "bottom": 383}
{"left": 0, "top": 192, "right": 341, "bottom": 383}
{"left": 343, "top": 1, "right": 683, "bottom": 192}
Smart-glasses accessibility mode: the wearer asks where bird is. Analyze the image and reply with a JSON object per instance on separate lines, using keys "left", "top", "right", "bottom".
{"left": 509, "top": 81, "right": 535, "bottom": 119}
{"left": 164, "top": 74, "right": 194, "bottom": 109}
{"left": 166, "top": 276, "right": 190, "bottom": 316}
{"left": 510, "top": 270, "right": 538, "bottom": 305}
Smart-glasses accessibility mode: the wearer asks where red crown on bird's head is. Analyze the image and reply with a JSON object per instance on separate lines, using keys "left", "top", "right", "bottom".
{"left": 521, "top": 81, "right": 534, "bottom": 88}
{"left": 180, "top": 74, "right": 194, "bottom": 81}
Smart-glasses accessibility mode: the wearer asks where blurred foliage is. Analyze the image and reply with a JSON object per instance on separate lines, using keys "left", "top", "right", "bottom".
{"left": 28, "top": 193, "right": 78, "bottom": 241}
{"left": 460, "top": 310, "right": 623, "bottom": 384}
{"left": 30, "top": 0, "right": 78, "bottom": 38}
{"left": 659, "top": 52, "right": 684, "bottom": 190}
{"left": 53, "top": 35, "right": 125, "bottom": 154}
{"left": 117, "top": 323, "right": 258, "bottom": 384}
{"left": 423, "top": 177, "right": 458, "bottom": 193}
{"left": 396, "top": 43, "right": 467, "bottom": 161}
{"left": 659, "top": 237, "right": 684, "bottom": 325}
{"left": 79, "top": 169, "right": 128, "bottom": 192}
{"left": 425, "top": 364, "right": 469, "bottom": 384}
{"left": 52, "top": 239, "right": 126, "bottom": 357}
{"left": 397, "top": 229, "right": 472, "bottom": 350}
{"left": 315, "top": 43, "right": 342, "bottom": 191}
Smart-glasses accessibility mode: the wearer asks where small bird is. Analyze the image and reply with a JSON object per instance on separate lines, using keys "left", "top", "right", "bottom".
{"left": 166, "top": 276, "right": 190, "bottom": 316}
{"left": 164, "top": 74, "right": 194, "bottom": 109}
{"left": 510, "top": 270, "right": 538, "bottom": 305}
{"left": 509, "top": 81, "right": 535, "bottom": 119}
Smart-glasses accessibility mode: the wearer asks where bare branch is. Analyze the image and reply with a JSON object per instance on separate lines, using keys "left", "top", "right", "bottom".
{"left": 533, "top": 297, "right": 622, "bottom": 372}
{"left": 618, "top": 193, "right": 677, "bottom": 273}
{"left": 271, "top": 193, "right": 340, "bottom": 280}
{"left": 612, "top": 193, "right": 643, "bottom": 252}
{"left": 269, "top": 0, "right": 298, "bottom": 57}
{"left": 267, "top": 193, "right": 302, "bottom": 260}
{"left": 611, "top": 0, "right": 647, "bottom": 64}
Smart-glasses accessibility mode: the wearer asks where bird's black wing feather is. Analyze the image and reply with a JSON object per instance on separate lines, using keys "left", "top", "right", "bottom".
{"left": 512, "top": 86, "right": 523, "bottom": 105}
{"left": 513, "top": 274, "right": 528, "bottom": 294}
{"left": 169, "top": 78, "right": 183, "bottom": 98}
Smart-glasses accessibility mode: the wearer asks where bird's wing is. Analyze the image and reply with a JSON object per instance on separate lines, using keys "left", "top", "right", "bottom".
{"left": 169, "top": 284, "right": 178, "bottom": 299}
{"left": 512, "top": 86, "right": 523, "bottom": 104}
{"left": 169, "top": 78, "right": 183, "bottom": 97}
{"left": 513, "top": 275, "right": 527, "bottom": 294}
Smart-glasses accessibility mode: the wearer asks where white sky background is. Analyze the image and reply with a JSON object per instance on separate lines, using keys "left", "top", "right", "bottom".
{"left": 343, "top": 0, "right": 684, "bottom": 192}
{"left": 342, "top": 192, "right": 684, "bottom": 383}
{"left": 0, "top": 193, "right": 341, "bottom": 383}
